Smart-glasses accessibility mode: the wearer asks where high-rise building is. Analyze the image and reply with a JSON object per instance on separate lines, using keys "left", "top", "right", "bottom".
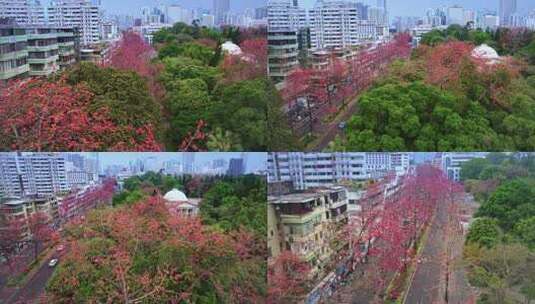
{"left": 47, "top": 0, "right": 100, "bottom": 46}
{"left": 167, "top": 5, "right": 194, "bottom": 25}
{"left": 182, "top": 153, "right": 195, "bottom": 174}
{"left": 0, "top": 23, "right": 30, "bottom": 81}
{"left": 0, "top": 153, "right": 69, "bottom": 197}
{"left": 267, "top": 0, "right": 306, "bottom": 82}
{"left": 227, "top": 158, "right": 245, "bottom": 176}
{"left": 213, "top": 0, "right": 230, "bottom": 26}
{"left": 447, "top": 5, "right": 465, "bottom": 25}
{"left": 268, "top": 152, "right": 368, "bottom": 190}
{"left": 499, "top": 0, "right": 517, "bottom": 27}
{"left": 0, "top": 0, "right": 45, "bottom": 24}
{"left": 308, "top": 1, "right": 385, "bottom": 49}
{"left": 268, "top": 0, "right": 306, "bottom": 30}
{"left": 376, "top": 0, "right": 387, "bottom": 11}
{"left": 376, "top": 0, "right": 388, "bottom": 24}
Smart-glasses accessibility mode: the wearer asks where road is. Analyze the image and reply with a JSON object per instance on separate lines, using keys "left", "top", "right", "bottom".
{"left": 310, "top": 97, "right": 360, "bottom": 151}
{"left": 404, "top": 195, "right": 474, "bottom": 304}
{"left": 5, "top": 256, "right": 57, "bottom": 304}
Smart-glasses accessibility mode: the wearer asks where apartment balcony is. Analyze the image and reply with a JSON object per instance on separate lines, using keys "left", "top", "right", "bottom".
{"left": 27, "top": 33, "right": 58, "bottom": 40}
{"left": 0, "top": 35, "right": 27, "bottom": 44}
{"left": 0, "top": 64, "right": 30, "bottom": 80}
{"left": 268, "top": 43, "right": 298, "bottom": 50}
{"left": 27, "top": 44, "right": 59, "bottom": 52}
{"left": 28, "top": 55, "right": 59, "bottom": 64}
{"left": 29, "top": 65, "right": 60, "bottom": 76}
{"left": 59, "top": 49, "right": 76, "bottom": 56}
{"left": 0, "top": 50, "right": 28, "bottom": 61}
{"left": 58, "top": 41, "right": 75, "bottom": 47}
{"left": 280, "top": 208, "right": 323, "bottom": 225}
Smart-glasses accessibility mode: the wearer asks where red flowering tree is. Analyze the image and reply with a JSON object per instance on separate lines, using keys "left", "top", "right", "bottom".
{"left": 425, "top": 41, "right": 474, "bottom": 89}
{"left": 268, "top": 251, "right": 311, "bottom": 303}
{"left": 0, "top": 78, "right": 161, "bottom": 151}
{"left": 47, "top": 197, "right": 266, "bottom": 303}
{"left": 108, "top": 31, "right": 165, "bottom": 100}
{"left": 0, "top": 215, "right": 26, "bottom": 272}
{"left": 27, "top": 212, "right": 57, "bottom": 260}
{"left": 221, "top": 38, "right": 267, "bottom": 83}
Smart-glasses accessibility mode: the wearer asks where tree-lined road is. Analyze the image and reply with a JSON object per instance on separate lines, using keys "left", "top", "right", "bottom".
{"left": 6, "top": 258, "right": 56, "bottom": 304}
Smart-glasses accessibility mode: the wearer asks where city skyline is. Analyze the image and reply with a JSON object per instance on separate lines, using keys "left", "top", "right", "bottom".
{"left": 92, "top": 152, "right": 266, "bottom": 173}
{"left": 299, "top": 0, "right": 534, "bottom": 17}
{"left": 56, "top": 0, "right": 268, "bottom": 16}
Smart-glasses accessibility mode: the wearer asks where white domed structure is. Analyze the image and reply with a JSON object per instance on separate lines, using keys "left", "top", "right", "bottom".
{"left": 221, "top": 41, "right": 243, "bottom": 56}
{"left": 163, "top": 189, "right": 188, "bottom": 202}
{"left": 471, "top": 44, "right": 501, "bottom": 64}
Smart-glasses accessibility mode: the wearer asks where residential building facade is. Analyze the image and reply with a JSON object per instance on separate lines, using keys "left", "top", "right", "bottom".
{"left": 0, "top": 0, "right": 45, "bottom": 25}
{"left": 267, "top": 152, "right": 367, "bottom": 190}
{"left": 47, "top": 0, "right": 100, "bottom": 46}
{"left": 0, "top": 153, "right": 69, "bottom": 197}
{"left": 268, "top": 186, "right": 349, "bottom": 278}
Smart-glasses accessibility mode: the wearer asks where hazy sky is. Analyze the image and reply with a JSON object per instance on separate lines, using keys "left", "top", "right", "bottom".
{"left": 80, "top": 152, "right": 267, "bottom": 173}
{"left": 300, "top": 0, "right": 535, "bottom": 17}
{"left": 61, "top": 0, "right": 267, "bottom": 16}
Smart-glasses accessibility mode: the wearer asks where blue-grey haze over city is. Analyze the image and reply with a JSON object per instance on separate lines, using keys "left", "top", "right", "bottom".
{"left": 79, "top": 152, "right": 266, "bottom": 173}
{"left": 43, "top": 0, "right": 268, "bottom": 15}
{"left": 300, "top": 0, "right": 534, "bottom": 16}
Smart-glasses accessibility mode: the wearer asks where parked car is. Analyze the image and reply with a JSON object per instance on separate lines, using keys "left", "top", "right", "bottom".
{"left": 48, "top": 258, "right": 59, "bottom": 267}
{"left": 57, "top": 245, "right": 65, "bottom": 252}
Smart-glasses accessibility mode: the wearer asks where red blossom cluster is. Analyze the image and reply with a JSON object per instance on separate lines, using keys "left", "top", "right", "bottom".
{"left": 221, "top": 38, "right": 268, "bottom": 83}
{"left": 0, "top": 78, "right": 161, "bottom": 151}
{"left": 107, "top": 31, "right": 165, "bottom": 100}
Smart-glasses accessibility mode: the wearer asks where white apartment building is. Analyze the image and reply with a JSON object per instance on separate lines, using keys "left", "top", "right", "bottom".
{"left": 0, "top": 0, "right": 45, "bottom": 24}
{"left": 308, "top": 1, "right": 387, "bottom": 49}
{"left": 167, "top": 5, "right": 194, "bottom": 25}
{"left": 267, "top": 0, "right": 307, "bottom": 30}
{"left": 267, "top": 152, "right": 367, "bottom": 190}
{"left": 213, "top": 0, "right": 230, "bottom": 26}
{"left": 0, "top": 153, "right": 69, "bottom": 197}
{"left": 47, "top": 0, "right": 100, "bottom": 46}
{"left": 366, "top": 153, "right": 410, "bottom": 179}
{"left": 499, "top": 0, "right": 516, "bottom": 27}
{"left": 447, "top": 5, "right": 465, "bottom": 26}
{"left": 309, "top": 1, "right": 362, "bottom": 49}
{"left": 441, "top": 152, "right": 488, "bottom": 181}
{"left": 200, "top": 14, "right": 215, "bottom": 27}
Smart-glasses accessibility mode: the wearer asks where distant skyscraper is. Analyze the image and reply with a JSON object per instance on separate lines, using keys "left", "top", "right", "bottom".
{"left": 213, "top": 0, "right": 230, "bottom": 25}
{"left": 183, "top": 153, "right": 195, "bottom": 174}
{"left": 499, "top": 0, "right": 517, "bottom": 26}
{"left": 227, "top": 158, "right": 245, "bottom": 177}
{"left": 447, "top": 5, "right": 465, "bottom": 25}
{"left": 376, "top": 0, "right": 386, "bottom": 11}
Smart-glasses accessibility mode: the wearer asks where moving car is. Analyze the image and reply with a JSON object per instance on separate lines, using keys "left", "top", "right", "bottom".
{"left": 48, "top": 258, "right": 58, "bottom": 267}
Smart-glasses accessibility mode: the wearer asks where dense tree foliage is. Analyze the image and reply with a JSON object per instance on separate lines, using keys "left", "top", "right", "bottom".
{"left": 341, "top": 32, "right": 535, "bottom": 151}
{"left": 463, "top": 153, "right": 535, "bottom": 303}
{"left": 46, "top": 197, "right": 266, "bottom": 303}
{"left": 464, "top": 242, "right": 535, "bottom": 304}
{"left": 200, "top": 175, "right": 267, "bottom": 236}
{"left": 66, "top": 62, "right": 160, "bottom": 131}
{"left": 466, "top": 217, "right": 501, "bottom": 248}
{"left": 154, "top": 22, "right": 296, "bottom": 151}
